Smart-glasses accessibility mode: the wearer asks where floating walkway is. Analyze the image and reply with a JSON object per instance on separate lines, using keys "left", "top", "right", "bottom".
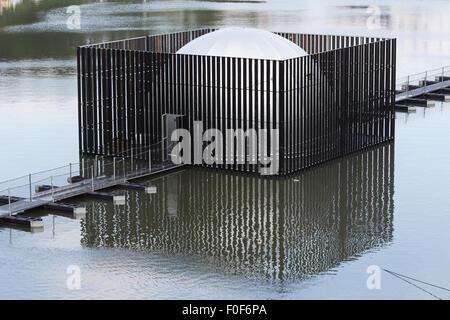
{"left": 2, "top": 66, "right": 450, "bottom": 228}
{"left": 395, "top": 66, "right": 450, "bottom": 112}
{"left": 0, "top": 159, "right": 182, "bottom": 229}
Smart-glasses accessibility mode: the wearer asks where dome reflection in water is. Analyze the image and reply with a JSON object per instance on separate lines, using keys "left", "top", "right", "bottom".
{"left": 80, "top": 143, "right": 394, "bottom": 283}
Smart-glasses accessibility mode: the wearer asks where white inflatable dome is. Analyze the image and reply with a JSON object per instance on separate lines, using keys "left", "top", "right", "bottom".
{"left": 177, "top": 27, "right": 308, "bottom": 60}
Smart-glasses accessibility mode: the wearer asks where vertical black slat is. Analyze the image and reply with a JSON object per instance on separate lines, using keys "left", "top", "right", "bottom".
{"left": 206, "top": 54, "right": 212, "bottom": 168}
{"left": 370, "top": 42, "right": 378, "bottom": 145}
{"left": 296, "top": 57, "right": 301, "bottom": 171}
{"left": 187, "top": 54, "right": 193, "bottom": 164}
{"left": 135, "top": 49, "right": 141, "bottom": 159}
{"left": 86, "top": 47, "right": 94, "bottom": 154}
{"left": 288, "top": 58, "right": 293, "bottom": 173}
{"left": 111, "top": 49, "right": 117, "bottom": 155}
{"left": 305, "top": 55, "right": 310, "bottom": 167}
{"left": 328, "top": 49, "right": 333, "bottom": 162}
{"left": 123, "top": 49, "right": 129, "bottom": 156}
{"left": 317, "top": 51, "right": 322, "bottom": 163}
{"left": 194, "top": 54, "right": 200, "bottom": 165}
{"left": 317, "top": 51, "right": 321, "bottom": 164}
{"left": 181, "top": 53, "right": 186, "bottom": 137}
{"left": 269, "top": 60, "right": 279, "bottom": 175}
{"left": 149, "top": 52, "right": 155, "bottom": 154}
{"left": 237, "top": 57, "right": 242, "bottom": 172}
{"left": 384, "top": 39, "right": 391, "bottom": 141}
{"left": 137, "top": 50, "right": 144, "bottom": 158}
{"left": 97, "top": 48, "right": 103, "bottom": 155}
{"left": 261, "top": 58, "right": 267, "bottom": 173}
{"left": 321, "top": 51, "right": 326, "bottom": 163}
{"left": 311, "top": 53, "right": 316, "bottom": 165}
{"left": 369, "top": 41, "right": 375, "bottom": 146}
{"left": 144, "top": 50, "right": 150, "bottom": 158}
{"left": 99, "top": 48, "right": 104, "bottom": 155}
{"left": 292, "top": 57, "right": 296, "bottom": 173}
{"left": 127, "top": 50, "right": 134, "bottom": 155}
{"left": 92, "top": 47, "right": 97, "bottom": 154}
{"left": 362, "top": 40, "right": 368, "bottom": 148}
{"left": 339, "top": 47, "right": 344, "bottom": 157}
{"left": 77, "top": 47, "right": 83, "bottom": 153}
{"left": 115, "top": 49, "right": 120, "bottom": 154}
{"left": 221, "top": 56, "right": 226, "bottom": 169}
{"left": 211, "top": 55, "right": 217, "bottom": 169}
{"left": 192, "top": 53, "right": 197, "bottom": 127}
{"left": 170, "top": 52, "right": 175, "bottom": 116}
{"left": 242, "top": 58, "right": 248, "bottom": 172}
{"left": 298, "top": 56, "right": 303, "bottom": 170}
{"left": 329, "top": 49, "right": 335, "bottom": 161}
{"left": 379, "top": 40, "right": 386, "bottom": 143}
{"left": 311, "top": 53, "right": 317, "bottom": 165}
{"left": 164, "top": 53, "right": 169, "bottom": 157}
{"left": 106, "top": 49, "right": 113, "bottom": 155}
{"left": 146, "top": 51, "right": 152, "bottom": 159}
{"left": 120, "top": 49, "right": 127, "bottom": 154}
{"left": 339, "top": 48, "right": 345, "bottom": 157}
{"left": 279, "top": 60, "right": 285, "bottom": 175}
{"left": 254, "top": 59, "right": 259, "bottom": 173}
{"left": 159, "top": 52, "right": 165, "bottom": 160}
{"left": 356, "top": 42, "right": 361, "bottom": 150}
{"left": 357, "top": 43, "right": 363, "bottom": 151}
{"left": 375, "top": 40, "right": 380, "bottom": 145}
{"left": 391, "top": 39, "right": 397, "bottom": 140}
{"left": 202, "top": 55, "right": 208, "bottom": 168}
{"left": 234, "top": 58, "right": 240, "bottom": 170}
{"left": 248, "top": 59, "right": 254, "bottom": 173}
{"left": 305, "top": 55, "right": 309, "bottom": 168}
{"left": 225, "top": 57, "right": 231, "bottom": 170}
{"left": 350, "top": 45, "right": 355, "bottom": 153}
{"left": 267, "top": 59, "right": 274, "bottom": 173}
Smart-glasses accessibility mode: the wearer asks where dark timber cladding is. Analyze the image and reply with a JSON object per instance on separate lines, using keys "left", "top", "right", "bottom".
{"left": 78, "top": 29, "right": 396, "bottom": 175}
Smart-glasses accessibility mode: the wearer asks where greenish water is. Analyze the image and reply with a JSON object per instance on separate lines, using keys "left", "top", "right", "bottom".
{"left": 1, "top": 0, "right": 450, "bottom": 299}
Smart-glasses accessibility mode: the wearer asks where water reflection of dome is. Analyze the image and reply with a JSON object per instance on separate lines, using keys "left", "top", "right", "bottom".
{"left": 177, "top": 27, "right": 309, "bottom": 60}
{"left": 80, "top": 143, "right": 394, "bottom": 283}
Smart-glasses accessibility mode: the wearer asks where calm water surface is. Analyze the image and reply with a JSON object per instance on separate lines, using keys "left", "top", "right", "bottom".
{"left": 1, "top": 0, "right": 450, "bottom": 299}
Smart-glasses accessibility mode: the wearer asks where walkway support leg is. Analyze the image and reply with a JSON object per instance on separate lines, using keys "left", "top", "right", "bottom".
{"left": 29, "top": 174, "right": 32, "bottom": 202}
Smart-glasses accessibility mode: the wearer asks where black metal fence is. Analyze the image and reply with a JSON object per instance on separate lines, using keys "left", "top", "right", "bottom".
{"left": 78, "top": 28, "right": 396, "bottom": 175}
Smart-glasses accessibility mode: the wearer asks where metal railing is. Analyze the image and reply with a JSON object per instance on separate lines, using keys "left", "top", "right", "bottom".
{"left": 396, "top": 66, "right": 450, "bottom": 99}
{"left": 0, "top": 141, "right": 178, "bottom": 216}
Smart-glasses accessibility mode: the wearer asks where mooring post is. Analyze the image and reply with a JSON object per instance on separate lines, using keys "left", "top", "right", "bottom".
{"left": 443, "top": 66, "right": 445, "bottom": 81}
{"left": 406, "top": 75, "right": 410, "bottom": 97}
{"left": 131, "top": 146, "right": 134, "bottom": 172}
{"left": 94, "top": 155, "right": 98, "bottom": 177}
{"left": 8, "top": 188, "right": 11, "bottom": 216}
{"left": 123, "top": 157, "right": 126, "bottom": 183}
{"left": 29, "top": 174, "right": 32, "bottom": 202}
{"left": 113, "top": 158, "right": 116, "bottom": 180}
{"left": 91, "top": 167, "right": 94, "bottom": 192}
{"left": 424, "top": 71, "right": 427, "bottom": 85}
{"left": 51, "top": 176, "right": 54, "bottom": 202}
{"left": 69, "top": 163, "right": 72, "bottom": 181}
{"left": 149, "top": 149, "right": 151, "bottom": 172}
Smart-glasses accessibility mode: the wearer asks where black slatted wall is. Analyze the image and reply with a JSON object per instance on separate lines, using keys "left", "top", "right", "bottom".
{"left": 78, "top": 29, "right": 396, "bottom": 175}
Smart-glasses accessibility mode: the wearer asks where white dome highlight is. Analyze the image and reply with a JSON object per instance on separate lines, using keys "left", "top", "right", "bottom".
{"left": 177, "top": 27, "right": 308, "bottom": 60}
